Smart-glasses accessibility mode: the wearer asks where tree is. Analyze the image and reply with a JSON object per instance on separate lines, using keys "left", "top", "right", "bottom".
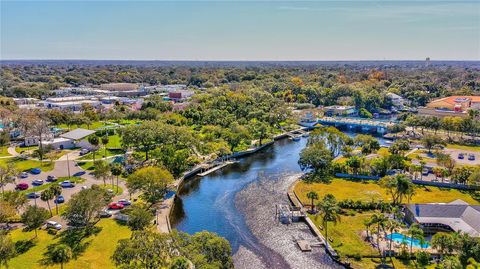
{"left": 127, "top": 166, "right": 174, "bottom": 205}
{"left": 0, "top": 231, "right": 16, "bottom": 269}
{"left": 369, "top": 213, "right": 387, "bottom": 252}
{"left": 94, "top": 160, "right": 110, "bottom": 186}
{"left": 346, "top": 156, "right": 363, "bottom": 175}
{"left": 298, "top": 142, "right": 334, "bottom": 182}
{"left": 408, "top": 223, "right": 424, "bottom": 255}
{"left": 388, "top": 139, "right": 410, "bottom": 156}
{"left": 2, "top": 191, "right": 28, "bottom": 213}
{"left": 122, "top": 122, "right": 158, "bottom": 161}
{"left": 416, "top": 251, "right": 431, "bottom": 268}
{"left": 316, "top": 194, "right": 341, "bottom": 252}
{"left": 127, "top": 205, "right": 154, "bottom": 231}
{"left": 50, "top": 185, "right": 62, "bottom": 215}
{"left": 43, "top": 244, "right": 72, "bottom": 269}
{"left": 101, "top": 136, "right": 109, "bottom": 158}
{"left": 62, "top": 186, "right": 111, "bottom": 227}
{"left": 170, "top": 257, "right": 190, "bottom": 269}
{"left": 88, "top": 136, "right": 100, "bottom": 163}
{"left": 21, "top": 205, "right": 49, "bottom": 237}
{"left": 0, "top": 164, "right": 17, "bottom": 194}
{"left": 354, "top": 134, "right": 380, "bottom": 154}
{"left": 385, "top": 219, "right": 402, "bottom": 257}
{"left": 306, "top": 191, "right": 319, "bottom": 212}
{"left": 379, "top": 174, "right": 415, "bottom": 205}
{"left": 110, "top": 163, "right": 124, "bottom": 194}
{"left": 451, "top": 166, "right": 473, "bottom": 184}
{"left": 41, "top": 189, "right": 55, "bottom": 217}
{"left": 431, "top": 232, "right": 457, "bottom": 257}
{"left": 421, "top": 135, "right": 445, "bottom": 154}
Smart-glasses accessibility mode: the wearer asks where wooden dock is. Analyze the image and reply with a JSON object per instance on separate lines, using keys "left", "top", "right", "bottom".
{"left": 197, "top": 161, "right": 236, "bottom": 177}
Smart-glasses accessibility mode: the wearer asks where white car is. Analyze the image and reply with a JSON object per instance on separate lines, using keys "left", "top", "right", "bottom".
{"left": 46, "top": 221, "right": 62, "bottom": 230}
{"left": 81, "top": 185, "right": 88, "bottom": 190}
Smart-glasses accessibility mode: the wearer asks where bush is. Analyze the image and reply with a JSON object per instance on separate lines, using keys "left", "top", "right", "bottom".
{"left": 47, "top": 228, "right": 58, "bottom": 235}
{"left": 416, "top": 251, "right": 431, "bottom": 268}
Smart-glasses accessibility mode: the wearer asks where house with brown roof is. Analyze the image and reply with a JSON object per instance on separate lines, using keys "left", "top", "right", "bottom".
{"left": 418, "top": 96, "right": 480, "bottom": 118}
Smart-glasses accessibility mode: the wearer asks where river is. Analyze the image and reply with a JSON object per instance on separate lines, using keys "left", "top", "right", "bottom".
{"left": 171, "top": 133, "right": 388, "bottom": 268}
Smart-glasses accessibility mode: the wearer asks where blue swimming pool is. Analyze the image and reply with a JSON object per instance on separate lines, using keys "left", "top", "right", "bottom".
{"left": 387, "top": 233, "right": 430, "bottom": 248}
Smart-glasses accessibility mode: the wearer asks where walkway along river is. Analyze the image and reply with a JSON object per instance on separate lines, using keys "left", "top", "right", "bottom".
{"left": 171, "top": 138, "right": 343, "bottom": 269}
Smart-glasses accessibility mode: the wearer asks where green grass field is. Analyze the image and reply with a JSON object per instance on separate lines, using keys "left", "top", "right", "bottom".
{"left": 0, "top": 158, "right": 54, "bottom": 172}
{"left": 99, "top": 184, "right": 123, "bottom": 195}
{"left": 7, "top": 219, "right": 131, "bottom": 269}
{"left": 446, "top": 143, "right": 480, "bottom": 152}
{"left": 15, "top": 145, "right": 38, "bottom": 154}
{"left": 0, "top": 146, "right": 11, "bottom": 157}
{"left": 78, "top": 148, "right": 124, "bottom": 161}
{"left": 295, "top": 178, "right": 479, "bottom": 205}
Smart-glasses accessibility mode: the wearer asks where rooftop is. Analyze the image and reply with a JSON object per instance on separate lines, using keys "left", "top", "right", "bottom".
{"left": 406, "top": 200, "right": 480, "bottom": 237}
{"left": 60, "top": 128, "right": 96, "bottom": 140}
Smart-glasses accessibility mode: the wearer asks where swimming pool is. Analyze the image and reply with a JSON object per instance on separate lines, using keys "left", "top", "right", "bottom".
{"left": 386, "top": 233, "right": 430, "bottom": 248}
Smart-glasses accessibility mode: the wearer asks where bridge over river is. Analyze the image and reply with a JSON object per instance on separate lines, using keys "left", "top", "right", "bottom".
{"left": 301, "top": 116, "right": 396, "bottom": 134}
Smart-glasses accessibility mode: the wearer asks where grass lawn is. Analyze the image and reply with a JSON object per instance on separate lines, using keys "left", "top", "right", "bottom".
{"left": 57, "top": 121, "right": 106, "bottom": 130}
{"left": 106, "top": 134, "right": 122, "bottom": 149}
{"left": 77, "top": 161, "right": 95, "bottom": 171}
{"left": 7, "top": 219, "right": 131, "bottom": 269}
{"left": 20, "top": 177, "right": 85, "bottom": 194}
{"left": 15, "top": 145, "right": 38, "bottom": 154}
{"left": 0, "top": 158, "right": 54, "bottom": 172}
{"left": 99, "top": 184, "right": 123, "bottom": 195}
{"left": 295, "top": 178, "right": 480, "bottom": 205}
{"left": 309, "top": 211, "right": 378, "bottom": 257}
{"left": 78, "top": 148, "right": 124, "bottom": 161}
{"left": 447, "top": 143, "right": 480, "bottom": 152}
{"left": 0, "top": 146, "right": 10, "bottom": 157}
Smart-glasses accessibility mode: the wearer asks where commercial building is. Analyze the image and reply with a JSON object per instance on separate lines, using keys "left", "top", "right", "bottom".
{"left": 168, "top": 90, "right": 195, "bottom": 102}
{"left": 100, "top": 83, "right": 147, "bottom": 97}
{"left": 404, "top": 199, "right": 480, "bottom": 237}
{"left": 42, "top": 96, "right": 101, "bottom": 111}
{"left": 419, "top": 96, "right": 480, "bottom": 118}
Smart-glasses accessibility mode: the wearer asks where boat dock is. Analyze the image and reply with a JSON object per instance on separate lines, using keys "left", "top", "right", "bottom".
{"left": 198, "top": 160, "right": 236, "bottom": 177}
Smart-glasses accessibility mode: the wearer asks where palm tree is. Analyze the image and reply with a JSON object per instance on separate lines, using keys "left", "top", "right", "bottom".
{"left": 306, "top": 191, "right": 319, "bottom": 213}
{"left": 94, "top": 160, "right": 110, "bottom": 186}
{"left": 385, "top": 219, "right": 402, "bottom": 257}
{"left": 110, "top": 163, "right": 124, "bottom": 194}
{"left": 408, "top": 224, "right": 424, "bottom": 256}
{"left": 101, "top": 136, "right": 109, "bottom": 158}
{"left": 316, "top": 194, "right": 341, "bottom": 252}
{"left": 370, "top": 213, "right": 387, "bottom": 252}
{"left": 363, "top": 218, "right": 373, "bottom": 241}
{"left": 49, "top": 185, "right": 62, "bottom": 215}
{"left": 88, "top": 136, "right": 100, "bottom": 163}
{"left": 40, "top": 189, "right": 54, "bottom": 217}
{"left": 48, "top": 244, "right": 72, "bottom": 269}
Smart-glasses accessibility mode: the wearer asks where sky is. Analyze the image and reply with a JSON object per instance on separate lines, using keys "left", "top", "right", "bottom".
{"left": 1, "top": 0, "right": 479, "bottom": 60}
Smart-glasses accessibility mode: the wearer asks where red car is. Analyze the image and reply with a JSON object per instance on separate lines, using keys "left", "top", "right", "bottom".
{"left": 108, "top": 202, "right": 124, "bottom": 210}
{"left": 16, "top": 183, "right": 29, "bottom": 190}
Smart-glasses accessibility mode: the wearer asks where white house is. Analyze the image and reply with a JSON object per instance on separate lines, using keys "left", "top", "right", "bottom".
{"left": 60, "top": 128, "right": 96, "bottom": 150}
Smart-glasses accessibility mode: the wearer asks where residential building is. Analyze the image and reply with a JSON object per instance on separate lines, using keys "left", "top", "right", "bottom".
{"left": 404, "top": 199, "right": 480, "bottom": 237}
{"left": 386, "top": 92, "right": 407, "bottom": 109}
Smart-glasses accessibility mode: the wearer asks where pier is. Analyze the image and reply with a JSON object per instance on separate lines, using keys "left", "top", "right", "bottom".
{"left": 198, "top": 160, "right": 236, "bottom": 176}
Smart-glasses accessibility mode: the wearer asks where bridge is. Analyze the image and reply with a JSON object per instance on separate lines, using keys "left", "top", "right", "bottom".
{"left": 301, "top": 117, "right": 396, "bottom": 134}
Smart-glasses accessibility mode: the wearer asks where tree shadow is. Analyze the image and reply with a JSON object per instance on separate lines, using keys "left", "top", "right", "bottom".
{"left": 15, "top": 240, "right": 36, "bottom": 254}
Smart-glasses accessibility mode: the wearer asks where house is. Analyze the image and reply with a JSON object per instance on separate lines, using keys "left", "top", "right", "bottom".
{"left": 24, "top": 133, "right": 55, "bottom": 147}
{"left": 404, "top": 199, "right": 480, "bottom": 237}
{"left": 386, "top": 92, "right": 407, "bottom": 109}
{"left": 323, "top": 105, "right": 357, "bottom": 117}
{"left": 60, "top": 128, "right": 96, "bottom": 149}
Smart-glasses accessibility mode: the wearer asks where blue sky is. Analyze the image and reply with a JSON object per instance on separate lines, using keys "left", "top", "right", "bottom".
{"left": 1, "top": 1, "right": 479, "bottom": 60}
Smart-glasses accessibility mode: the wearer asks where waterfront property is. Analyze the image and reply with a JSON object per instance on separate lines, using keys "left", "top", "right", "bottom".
{"left": 386, "top": 233, "right": 430, "bottom": 248}
{"left": 404, "top": 199, "right": 480, "bottom": 237}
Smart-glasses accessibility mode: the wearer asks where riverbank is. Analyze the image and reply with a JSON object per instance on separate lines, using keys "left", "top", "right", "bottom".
{"left": 235, "top": 172, "right": 341, "bottom": 269}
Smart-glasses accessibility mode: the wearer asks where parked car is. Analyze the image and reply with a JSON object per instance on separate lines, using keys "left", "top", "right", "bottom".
{"left": 32, "top": 179, "right": 44, "bottom": 186}
{"left": 46, "top": 175, "right": 57, "bottom": 182}
{"left": 99, "top": 210, "right": 112, "bottom": 218}
{"left": 458, "top": 153, "right": 465, "bottom": 159}
{"left": 118, "top": 199, "right": 131, "bottom": 206}
{"left": 59, "top": 180, "right": 75, "bottom": 188}
{"left": 30, "top": 168, "right": 41, "bottom": 175}
{"left": 20, "top": 172, "right": 29, "bottom": 178}
{"left": 81, "top": 185, "right": 88, "bottom": 190}
{"left": 15, "top": 183, "right": 29, "bottom": 190}
{"left": 468, "top": 154, "right": 475, "bottom": 161}
{"left": 26, "top": 192, "right": 40, "bottom": 199}
{"left": 54, "top": 195, "right": 65, "bottom": 204}
{"left": 108, "top": 202, "right": 124, "bottom": 210}
{"left": 422, "top": 168, "right": 429, "bottom": 176}
{"left": 79, "top": 149, "right": 90, "bottom": 156}
{"left": 46, "top": 221, "right": 62, "bottom": 230}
